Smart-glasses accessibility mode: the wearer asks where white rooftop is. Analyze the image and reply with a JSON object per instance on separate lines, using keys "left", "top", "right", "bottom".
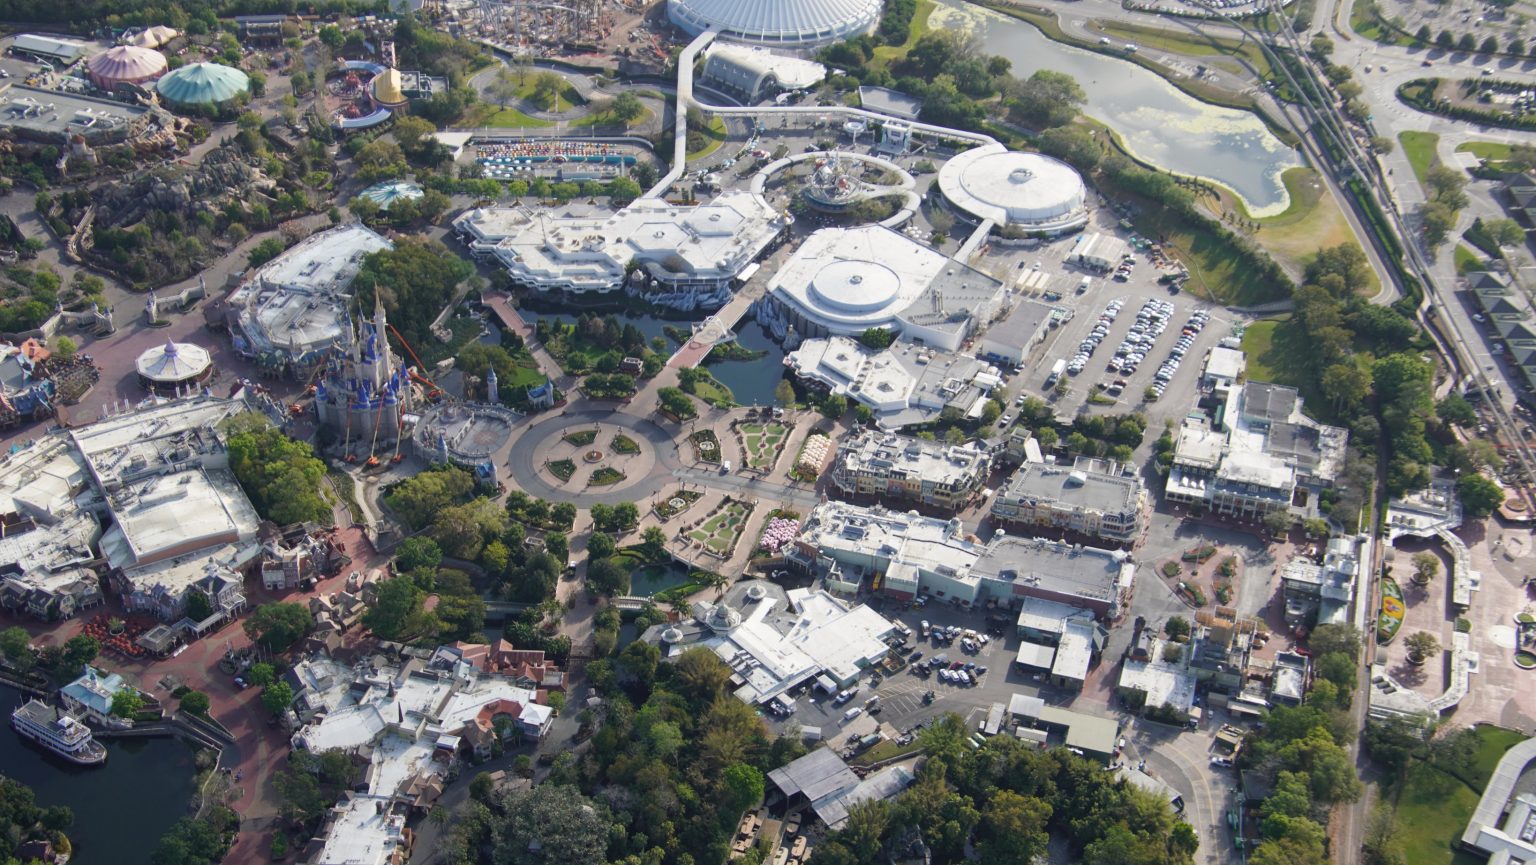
{"left": 1118, "top": 638, "right": 1197, "bottom": 715}
{"left": 704, "top": 43, "right": 826, "bottom": 89}
{"left": 767, "top": 225, "right": 1003, "bottom": 339}
{"left": 456, "top": 192, "right": 787, "bottom": 294}
{"left": 312, "top": 794, "right": 408, "bottom": 865}
{"left": 1203, "top": 346, "right": 1246, "bottom": 383}
{"left": 938, "top": 144, "right": 1088, "bottom": 231}
{"left": 785, "top": 337, "right": 996, "bottom": 429}
{"left": 228, "top": 224, "right": 391, "bottom": 360}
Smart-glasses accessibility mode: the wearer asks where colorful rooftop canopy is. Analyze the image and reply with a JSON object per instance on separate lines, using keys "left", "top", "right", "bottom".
{"left": 87, "top": 45, "right": 167, "bottom": 87}
{"left": 156, "top": 62, "right": 251, "bottom": 106}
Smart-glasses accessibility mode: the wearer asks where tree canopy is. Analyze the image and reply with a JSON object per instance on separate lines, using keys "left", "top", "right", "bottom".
{"left": 225, "top": 413, "right": 331, "bottom": 526}
{"left": 354, "top": 238, "right": 474, "bottom": 354}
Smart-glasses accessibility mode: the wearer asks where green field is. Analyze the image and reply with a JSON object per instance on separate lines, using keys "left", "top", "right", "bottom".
{"left": 1135, "top": 208, "right": 1289, "bottom": 307}
{"left": 466, "top": 104, "right": 553, "bottom": 129}
{"left": 1399, "top": 131, "right": 1441, "bottom": 186}
{"left": 687, "top": 500, "right": 753, "bottom": 556}
{"left": 572, "top": 104, "right": 654, "bottom": 130}
{"left": 1456, "top": 140, "right": 1513, "bottom": 161}
{"left": 739, "top": 422, "right": 790, "bottom": 470}
{"left": 1243, "top": 167, "right": 1377, "bottom": 296}
{"left": 872, "top": 0, "right": 936, "bottom": 66}
{"left": 1391, "top": 726, "right": 1527, "bottom": 865}
{"left": 688, "top": 116, "right": 729, "bottom": 160}
{"left": 1455, "top": 244, "right": 1485, "bottom": 274}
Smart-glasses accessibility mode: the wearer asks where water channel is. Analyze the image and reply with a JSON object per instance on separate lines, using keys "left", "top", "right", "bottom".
{"left": 931, "top": 0, "right": 1302, "bottom": 213}
{"left": 0, "top": 686, "right": 199, "bottom": 865}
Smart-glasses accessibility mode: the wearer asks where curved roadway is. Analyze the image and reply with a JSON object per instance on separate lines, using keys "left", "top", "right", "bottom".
{"left": 504, "top": 408, "right": 684, "bottom": 505}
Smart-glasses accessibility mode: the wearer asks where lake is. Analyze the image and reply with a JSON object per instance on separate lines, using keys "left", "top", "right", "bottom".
{"left": 0, "top": 686, "right": 200, "bottom": 865}
{"left": 931, "top": 0, "right": 1302, "bottom": 214}
{"left": 532, "top": 311, "right": 789, "bottom": 407}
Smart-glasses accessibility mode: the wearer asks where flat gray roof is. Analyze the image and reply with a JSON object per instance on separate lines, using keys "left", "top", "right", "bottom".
{"left": 767, "top": 746, "right": 859, "bottom": 803}
{"left": 981, "top": 298, "right": 1054, "bottom": 354}
{"left": 971, "top": 536, "right": 1126, "bottom": 607}
{"left": 997, "top": 460, "right": 1141, "bottom": 516}
{"left": 0, "top": 84, "right": 148, "bottom": 139}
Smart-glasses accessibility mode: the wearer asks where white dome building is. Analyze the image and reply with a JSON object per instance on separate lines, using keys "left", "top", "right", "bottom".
{"left": 761, "top": 225, "right": 1005, "bottom": 352}
{"left": 667, "top": 0, "right": 883, "bottom": 46}
{"left": 136, "top": 339, "right": 213, "bottom": 392}
{"left": 938, "top": 144, "right": 1089, "bottom": 236}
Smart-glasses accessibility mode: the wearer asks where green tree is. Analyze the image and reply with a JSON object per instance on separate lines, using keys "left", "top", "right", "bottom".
{"left": 722, "top": 763, "right": 766, "bottom": 816}
{"left": 247, "top": 237, "right": 286, "bottom": 267}
{"left": 528, "top": 71, "right": 568, "bottom": 110}
{"left": 262, "top": 681, "right": 295, "bottom": 715}
{"left": 491, "top": 784, "right": 609, "bottom": 865}
{"left": 180, "top": 691, "right": 211, "bottom": 716}
{"left": 61, "top": 634, "right": 99, "bottom": 669}
{"left": 586, "top": 557, "right": 628, "bottom": 596}
{"left": 53, "top": 335, "right": 78, "bottom": 360}
{"left": 111, "top": 689, "right": 145, "bottom": 718}
{"left": 1436, "top": 393, "right": 1478, "bottom": 427}
{"left": 917, "top": 712, "right": 971, "bottom": 762}
{"left": 1411, "top": 551, "right": 1440, "bottom": 586}
{"left": 611, "top": 91, "right": 645, "bottom": 123}
{"left": 1405, "top": 630, "right": 1442, "bottom": 663}
{"left": 0, "top": 626, "right": 33, "bottom": 673}
{"left": 977, "top": 790, "right": 1051, "bottom": 865}
{"left": 224, "top": 414, "right": 331, "bottom": 525}
{"left": 1165, "top": 616, "right": 1190, "bottom": 640}
{"left": 1309, "top": 623, "right": 1362, "bottom": 660}
{"left": 858, "top": 327, "right": 895, "bottom": 349}
{"left": 364, "top": 576, "right": 425, "bottom": 641}
{"left": 273, "top": 768, "right": 327, "bottom": 823}
{"left": 396, "top": 536, "right": 443, "bottom": 573}
{"left": 587, "top": 532, "right": 616, "bottom": 560}
{"left": 1008, "top": 69, "right": 1085, "bottom": 129}
{"left": 243, "top": 603, "right": 314, "bottom": 652}
{"left": 1458, "top": 473, "right": 1506, "bottom": 518}
{"left": 354, "top": 239, "right": 473, "bottom": 355}
{"left": 821, "top": 393, "right": 848, "bottom": 417}
{"left": 774, "top": 379, "right": 796, "bottom": 406}
{"left": 246, "top": 662, "right": 276, "bottom": 688}
{"left": 1484, "top": 217, "right": 1526, "bottom": 247}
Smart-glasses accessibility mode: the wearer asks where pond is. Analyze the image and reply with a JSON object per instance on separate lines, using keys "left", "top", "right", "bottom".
{"left": 0, "top": 686, "right": 200, "bottom": 865}
{"left": 629, "top": 561, "right": 694, "bottom": 597}
{"left": 532, "top": 311, "right": 788, "bottom": 407}
{"left": 931, "top": 0, "right": 1302, "bottom": 214}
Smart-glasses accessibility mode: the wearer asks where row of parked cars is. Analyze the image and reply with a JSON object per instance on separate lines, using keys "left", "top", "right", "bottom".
{"left": 1067, "top": 298, "right": 1126, "bottom": 375}
{"left": 1106, "top": 298, "right": 1173, "bottom": 378}
{"left": 1148, "top": 309, "right": 1210, "bottom": 400}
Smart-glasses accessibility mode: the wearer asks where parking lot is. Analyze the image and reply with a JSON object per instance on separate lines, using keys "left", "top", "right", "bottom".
{"left": 977, "top": 218, "right": 1242, "bottom": 425}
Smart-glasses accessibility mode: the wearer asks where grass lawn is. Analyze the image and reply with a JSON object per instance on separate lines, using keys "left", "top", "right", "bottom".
{"left": 466, "top": 104, "right": 553, "bottom": 129}
{"left": 688, "top": 116, "right": 728, "bottom": 160}
{"left": 688, "top": 500, "right": 752, "bottom": 556}
{"left": 849, "top": 738, "right": 924, "bottom": 767}
{"left": 612, "top": 434, "right": 641, "bottom": 455}
{"left": 1135, "top": 208, "right": 1290, "bottom": 306}
{"left": 563, "top": 430, "right": 597, "bottom": 447}
{"left": 1456, "top": 140, "right": 1513, "bottom": 161}
{"left": 1399, "top": 131, "right": 1441, "bottom": 186}
{"left": 871, "top": 0, "right": 936, "bottom": 67}
{"left": 1240, "top": 167, "right": 1377, "bottom": 296}
{"left": 547, "top": 459, "right": 575, "bottom": 482}
{"left": 1455, "top": 243, "right": 1485, "bottom": 274}
{"left": 740, "top": 422, "right": 789, "bottom": 469}
{"left": 1390, "top": 725, "right": 1526, "bottom": 865}
{"left": 1238, "top": 317, "right": 1337, "bottom": 420}
{"left": 691, "top": 376, "right": 734, "bottom": 406}
{"left": 589, "top": 467, "right": 625, "bottom": 487}
{"left": 571, "top": 104, "right": 654, "bottom": 129}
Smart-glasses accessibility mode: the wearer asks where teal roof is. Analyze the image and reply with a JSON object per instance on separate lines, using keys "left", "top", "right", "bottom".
{"left": 156, "top": 62, "right": 249, "bottom": 106}
{"left": 359, "top": 180, "right": 425, "bottom": 211}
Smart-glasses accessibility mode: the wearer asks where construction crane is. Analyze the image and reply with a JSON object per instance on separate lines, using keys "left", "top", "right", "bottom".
{"left": 386, "top": 323, "right": 444, "bottom": 401}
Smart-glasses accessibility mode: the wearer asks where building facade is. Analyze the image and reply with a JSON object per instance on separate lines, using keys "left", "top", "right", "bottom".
{"left": 830, "top": 431, "right": 990, "bottom": 512}
{"left": 990, "top": 458, "right": 1146, "bottom": 544}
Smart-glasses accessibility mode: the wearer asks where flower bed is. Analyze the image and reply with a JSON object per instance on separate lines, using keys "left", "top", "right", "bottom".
{"left": 738, "top": 421, "right": 790, "bottom": 470}
{"left": 563, "top": 429, "right": 597, "bottom": 446}
{"left": 1181, "top": 545, "right": 1217, "bottom": 563}
{"left": 613, "top": 434, "right": 641, "bottom": 455}
{"left": 686, "top": 499, "right": 753, "bottom": 557}
{"left": 1378, "top": 577, "right": 1406, "bottom": 644}
{"left": 653, "top": 489, "right": 703, "bottom": 519}
{"left": 589, "top": 467, "right": 625, "bottom": 487}
{"left": 1515, "top": 652, "right": 1536, "bottom": 670}
{"left": 1161, "top": 561, "right": 1182, "bottom": 579}
{"left": 757, "top": 511, "right": 802, "bottom": 553}
{"left": 547, "top": 459, "right": 576, "bottom": 482}
{"left": 689, "top": 429, "right": 721, "bottom": 464}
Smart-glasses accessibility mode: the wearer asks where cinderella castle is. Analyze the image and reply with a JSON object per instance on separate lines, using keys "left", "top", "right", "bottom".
{"left": 313, "top": 295, "right": 412, "bottom": 450}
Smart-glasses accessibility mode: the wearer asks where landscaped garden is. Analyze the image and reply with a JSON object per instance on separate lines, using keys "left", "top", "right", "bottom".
{"left": 689, "top": 429, "right": 721, "bottom": 464}
{"left": 738, "top": 421, "right": 790, "bottom": 470}
{"left": 1379, "top": 576, "right": 1406, "bottom": 644}
{"left": 1384, "top": 724, "right": 1526, "bottom": 865}
{"left": 589, "top": 467, "right": 625, "bottom": 487}
{"left": 563, "top": 429, "right": 597, "bottom": 446}
{"left": 686, "top": 498, "right": 754, "bottom": 558}
{"left": 546, "top": 459, "right": 576, "bottom": 482}
{"left": 653, "top": 489, "right": 703, "bottom": 519}
{"left": 755, "top": 510, "right": 801, "bottom": 557}
{"left": 613, "top": 434, "right": 641, "bottom": 455}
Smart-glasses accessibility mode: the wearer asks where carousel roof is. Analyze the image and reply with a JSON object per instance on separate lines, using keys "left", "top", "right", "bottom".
{"left": 128, "top": 25, "right": 179, "bottom": 48}
{"left": 135, "top": 339, "right": 212, "bottom": 383}
{"left": 87, "top": 45, "right": 167, "bottom": 83}
{"left": 156, "top": 62, "right": 250, "bottom": 105}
